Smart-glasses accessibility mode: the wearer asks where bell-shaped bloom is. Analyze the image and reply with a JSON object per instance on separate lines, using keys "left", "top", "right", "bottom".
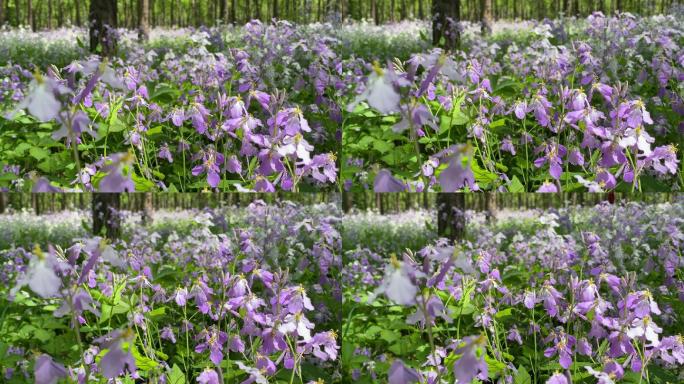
{"left": 348, "top": 66, "right": 401, "bottom": 114}
{"left": 388, "top": 360, "right": 421, "bottom": 384}
{"left": 18, "top": 77, "right": 62, "bottom": 121}
{"left": 374, "top": 169, "right": 406, "bottom": 192}
{"left": 452, "top": 335, "right": 488, "bottom": 384}
{"left": 626, "top": 316, "right": 662, "bottom": 345}
{"left": 537, "top": 181, "right": 558, "bottom": 193}
{"left": 197, "top": 369, "right": 220, "bottom": 384}
{"left": 371, "top": 255, "right": 418, "bottom": 305}
{"left": 437, "top": 145, "right": 475, "bottom": 192}
{"left": 34, "top": 354, "right": 67, "bottom": 384}
{"left": 192, "top": 148, "right": 224, "bottom": 188}
{"left": 96, "top": 329, "right": 137, "bottom": 379}
{"left": 547, "top": 372, "right": 569, "bottom": 384}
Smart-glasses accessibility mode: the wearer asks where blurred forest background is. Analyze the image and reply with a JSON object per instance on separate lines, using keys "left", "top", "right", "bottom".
{"left": 0, "top": 0, "right": 680, "bottom": 31}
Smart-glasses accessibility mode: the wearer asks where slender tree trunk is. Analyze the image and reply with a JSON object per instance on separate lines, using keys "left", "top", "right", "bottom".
{"left": 418, "top": 0, "right": 424, "bottom": 19}
{"left": 219, "top": 0, "right": 226, "bottom": 22}
{"left": 138, "top": 0, "right": 149, "bottom": 41}
{"left": 141, "top": 193, "right": 154, "bottom": 225}
{"left": 371, "top": 0, "right": 377, "bottom": 24}
{"left": 437, "top": 194, "right": 466, "bottom": 242}
{"left": 432, "top": 0, "right": 459, "bottom": 50}
{"left": 0, "top": 0, "right": 4, "bottom": 26}
{"left": 89, "top": 0, "right": 118, "bottom": 55}
{"left": 272, "top": 0, "right": 277, "bottom": 18}
{"left": 230, "top": 0, "right": 236, "bottom": 22}
{"left": 47, "top": 0, "right": 51, "bottom": 28}
{"left": 26, "top": 0, "right": 31, "bottom": 30}
{"left": 480, "top": 0, "right": 491, "bottom": 35}
{"left": 342, "top": 191, "right": 352, "bottom": 213}
{"left": 92, "top": 194, "right": 121, "bottom": 239}
{"left": 75, "top": 0, "right": 81, "bottom": 26}
{"left": 0, "top": 193, "right": 5, "bottom": 214}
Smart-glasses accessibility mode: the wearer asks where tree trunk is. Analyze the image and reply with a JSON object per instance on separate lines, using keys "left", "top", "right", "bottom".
{"left": 0, "top": 0, "right": 4, "bottom": 27}
{"left": 219, "top": 0, "right": 226, "bottom": 22}
{"left": 89, "top": 0, "right": 117, "bottom": 55}
{"left": 485, "top": 193, "right": 497, "bottom": 223}
{"left": 92, "top": 193, "right": 121, "bottom": 239}
{"left": 432, "top": 0, "right": 459, "bottom": 50}
{"left": 75, "top": 0, "right": 81, "bottom": 26}
{"left": 26, "top": 0, "right": 31, "bottom": 30}
{"left": 230, "top": 0, "right": 236, "bottom": 22}
{"left": 342, "top": 191, "right": 352, "bottom": 213}
{"left": 141, "top": 193, "right": 154, "bottom": 225}
{"left": 480, "top": 0, "right": 491, "bottom": 35}
{"left": 272, "top": 0, "right": 278, "bottom": 19}
{"left": 138, "top": 0, "right": 149, "bottom": 41}
{"left": 47, "top": 0, "right": 52, "bottom": 28}
{"left": 371, "top": 0, "right": 377, "bottom": 24}
{"left": 437, "top": 193, "right": 466, "bottom": 242}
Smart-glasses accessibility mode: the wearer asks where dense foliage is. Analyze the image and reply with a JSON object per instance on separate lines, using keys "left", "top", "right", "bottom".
{"left": 0, "top": 200, "right": 341, "bottom": 383}
{"left": 343, "top": 200, "right": 684, "bottom": 383}
{"left": 343, "top": 12, "right": 683, "bottom": 192}
{"left": 1, "top": 22, "right": 347, "bottom": 192}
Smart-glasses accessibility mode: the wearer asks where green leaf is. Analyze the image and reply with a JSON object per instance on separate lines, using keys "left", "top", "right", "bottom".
{"left": 508, "top": 176, "right": 525, "bottom": 192}
{"left": 146, "top": 126, "right": 163, "bottom": 136}
{"left": 513, "top": 365, "right": 531, "bottom": 384}
{"left": 29, "top": 147, "right": 50, "bottom": 160}
{"left": 131, "top": 344, "right": 158, "bottom": 371}
{"left": 372, "top": 139, "right": 394, "bottom": 154}
{"left": 495, "top": 307, "right": 513, "bottom": 319}
{"left": 379, "top": 329, "right": 399, "bottom": 343}
{"left": 489, "top": 119, "right": 506, "bottom": 128}
{"left": 167, "top": 364, "right": 186, "bottom": 384}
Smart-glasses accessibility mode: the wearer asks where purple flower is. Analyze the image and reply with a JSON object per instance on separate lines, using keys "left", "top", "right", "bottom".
{"left": 374, "top": 169, "right": 406, "bottom": 192}
{"left": 388, "top": 360, "right": 421, "bottom": 384}
{"left": 161, "top": 326, "right": 176, "bottom": 343}
{"left": 452, "top": 335, "right": 488, "bottom": 384}
{"left": 197, "top": 369, "right": 220, "bottom": 384}
{"left": 501, "top": 136, "right": 516, "bottom": 155}
{"left": 537, "top": 181, "right": 558, "bottom": 193}
{"left": 34, "top": 354, "right": 67, "bottom": 384}
{"left": 192, "top": 148, "right": 224, "bottom": 188}
{"left": 546, "top": 372, "right": 568, "bottom": 384}
{"left": 195, "top": 328, "right": 228, "bottom": 366}
{"left": 544, "top": 331, "right": 575, "bottom": 369}
{"left": 514, "top": 100, "right": 528, "bottom": 119}
{"left": 96, "top": 329, "right": 137, "bottom": 378}
{"left": 626, "top": 316, "right": 662, "bottom": 345}
{"left": 175, "top": 287, "right": 188, "bottom": 306}
{"left": 170, "top": 108, "right": 185, "bottom": 127}
{"left": 437, "top": 145, "right": 476, "bottom": 192}
{"left": 158, "top": 143, "right": 173, "bottom": 163}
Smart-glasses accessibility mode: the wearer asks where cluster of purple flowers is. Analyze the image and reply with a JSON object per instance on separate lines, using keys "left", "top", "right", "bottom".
{"left": 346, "top": 12, "right": 682, "bottom": 192}
{"left": 1, "top": 20, "right": 365, "bottom": 192}
{"left": 344, "top": 200, "right": 684, "bottom": 382}
{"left": 0, "top": 200, "right": 341, "bottom": 383}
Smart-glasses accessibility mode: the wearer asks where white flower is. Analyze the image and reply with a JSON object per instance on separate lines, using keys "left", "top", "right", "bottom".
{"left": 371, "top": 255, "right": 419, "bottom": 306}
